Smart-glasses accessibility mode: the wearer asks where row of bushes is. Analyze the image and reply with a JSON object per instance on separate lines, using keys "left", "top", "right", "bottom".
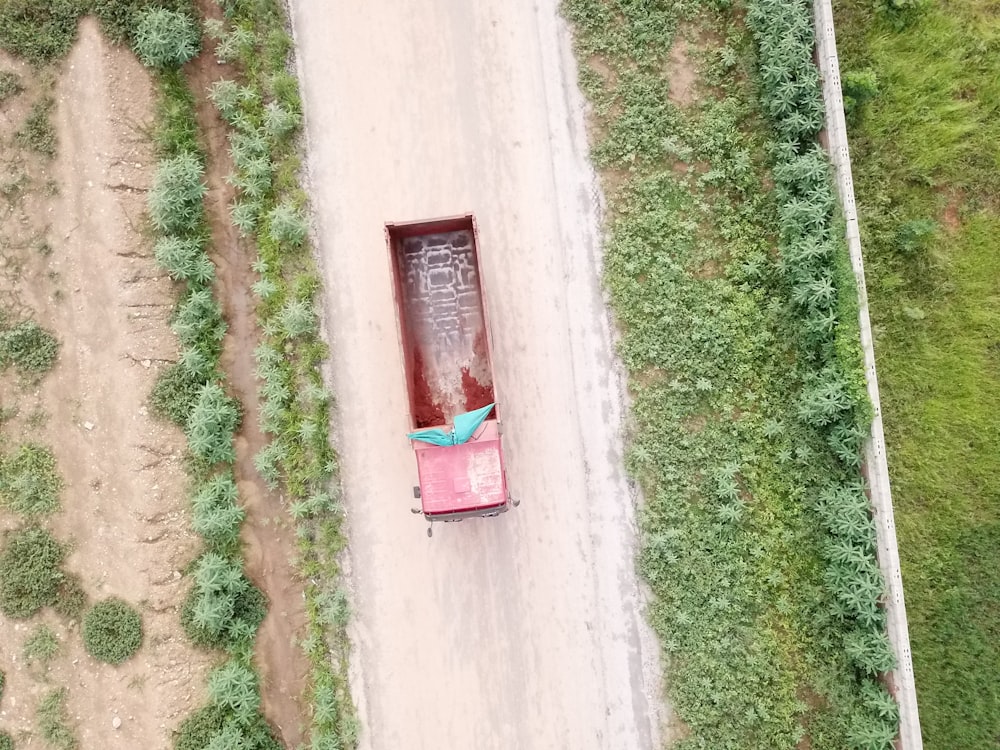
{"left": 131, "top": 9, "right": 280, "bottom": 749}
{"left": 203, "top": 1, "right": 356, "bottom": 745}
{"left": 746, "top": 0, "right": 899, "bottom": 745}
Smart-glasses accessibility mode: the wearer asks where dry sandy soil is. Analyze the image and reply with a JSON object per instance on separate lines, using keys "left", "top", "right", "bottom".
{"left": 289, "top": 1, "right": 668, "bottom": 748}
{"left": 0, "top": 19, "right": 214, "bottom": 747}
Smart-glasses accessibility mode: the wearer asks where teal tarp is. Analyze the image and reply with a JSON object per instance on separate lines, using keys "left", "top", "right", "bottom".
{"left": 408, "top": 403, "right": 495, "bottom": 446}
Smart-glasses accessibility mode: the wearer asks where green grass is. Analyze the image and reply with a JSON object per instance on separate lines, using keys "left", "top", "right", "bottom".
{"left": 23, "top": 623, "right": 61, "bottom": 667}
{"left": 36, "top": 688, "right": 76, "bottom": 750}
{"left": 835, "top": 1, "right": 1000, "bottom": 746}
{"left": 564, "top": 0, "right": 899, "bottom": 746}
{"left": 0, "top": 443, "right": 62, "bottom": 517}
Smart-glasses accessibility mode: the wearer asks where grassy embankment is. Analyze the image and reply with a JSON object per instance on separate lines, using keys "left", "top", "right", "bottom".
{"left": 564, "top": 0, "right": 903, "bottom": 746}
{"left": 834, "top": 0, "right": 1000, "bottom": 746}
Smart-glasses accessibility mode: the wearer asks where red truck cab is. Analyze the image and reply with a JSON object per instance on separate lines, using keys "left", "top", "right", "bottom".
{"left": 385, "top": 215, "right": 514, "bottom": 534}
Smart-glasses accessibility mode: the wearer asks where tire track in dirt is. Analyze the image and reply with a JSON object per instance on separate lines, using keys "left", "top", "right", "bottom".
{"left": 184, "top": 3, "right": 310, "bottom": 743}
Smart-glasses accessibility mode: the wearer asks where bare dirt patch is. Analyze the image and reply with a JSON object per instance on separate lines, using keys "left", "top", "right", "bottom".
{"left": 666, "top": 37, "right": 698, "bottom": 106}
{"left": 0, "top": 18, "right": 213, "bottom": 748}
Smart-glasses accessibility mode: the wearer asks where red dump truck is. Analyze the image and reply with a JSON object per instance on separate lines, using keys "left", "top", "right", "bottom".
{"left": 385, "top": 214, "right": 515, "bottom": 535}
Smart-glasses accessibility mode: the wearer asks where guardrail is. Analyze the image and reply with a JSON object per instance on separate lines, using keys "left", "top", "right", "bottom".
{"left": 812, "top": 2, "right": 924, "bottom": 747}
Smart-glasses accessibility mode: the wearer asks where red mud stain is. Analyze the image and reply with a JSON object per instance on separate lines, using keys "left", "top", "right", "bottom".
{"left": 412, "top": 349, "right": 445, "bottom": 427}
{"left": 461, "top": 366, "right": 495, "bottom": 412}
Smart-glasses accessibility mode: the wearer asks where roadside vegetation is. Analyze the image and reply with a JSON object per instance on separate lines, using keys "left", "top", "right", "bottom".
{"left": 833, "top": 1, "right": 1000, "bottom": 747}
{"left": 564, "top": 0, "right": 897, "bottom": 746}
{"left": 202, "top": 1, "right": 357, "bottom": 745}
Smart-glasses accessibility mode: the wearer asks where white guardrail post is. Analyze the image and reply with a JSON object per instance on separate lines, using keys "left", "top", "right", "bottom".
{"left": 812, "top": 2, "right": 924, "bottom": 747}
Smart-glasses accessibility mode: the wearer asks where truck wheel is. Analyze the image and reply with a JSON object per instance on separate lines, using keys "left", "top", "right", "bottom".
{"left": 412, "top": 485, "right": 421, "bottom": 499}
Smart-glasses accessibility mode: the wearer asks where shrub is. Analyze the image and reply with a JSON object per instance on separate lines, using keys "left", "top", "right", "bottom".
{"left": 37, "top": 687, "right": 76, "bottom": 750}
{"left": 186, "top": 383, "right": 241, "bottom": 465}
{"left": 0, "top": 320, "right": 59, "bottom": 373}
{"left": 0, "top": 527, "right": 65, "bottom": 619}
{"left": 0, "top": 71, "right": 22, "bottom": 103}
{"left": 0, "top": 668, "right": 5, "bottom": 701}
{"left": 133, "top": 8, "right": 200, "bottom": 69}
{"left": 151, "top": 361, "right": 207, "bottom": 427}
{"left": 149, "top": 152, "right": 207, "bottom": 233}
{"left": 155, "top": 236, "right": 215, "bottom": 284}
{"left": 842, "top": 70, "right": 879, "bottom": 121}
{"left": 172, "top": 289, "right": 226, "bottom": 352}
{"left": 207, "top": 660, "right": 259, "bottom": 724}
{"left": 24, "top": 623, "right": 60, "bottom": 666}
{"left": 0, "top": 731, "right": 9, "bottom": 750}
{"left": 191, "top": 473, "right": 245, "bottom": 550}
{"left": 173, "top": 703, "right": 280, "bottom": 750}
{"left": 83, "top": 598, "right": 143, "bottom": 664}
{"left": 0, "top": 443, "right": 62, "bottom": 517}
{"left": 53, "top": 573, "right": 87, "bottom": 621}
{"left": 181, "top": 554, "right": 266, "bottom": 650}
{"left": 0, "top": 0, "right": 79, "bottom": 63}
{"left": 16, "top": 97, "right": 56, "bottom": 156}
{"left": 267, "top": 201, "right": 307, "bottom": 247}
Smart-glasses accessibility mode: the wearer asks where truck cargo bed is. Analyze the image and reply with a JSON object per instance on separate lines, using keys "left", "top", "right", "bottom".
{"left": 387, "top": 217, "right": 495, "bottom": 427}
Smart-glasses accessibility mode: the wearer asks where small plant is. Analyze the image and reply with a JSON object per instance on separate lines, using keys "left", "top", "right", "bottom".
{"left": 37, "top": 687, "right": 76, "bottom": 750}
{"left": 0, "top": 70, "right": 22, "bottom": 102}
{"left": 842, "top": 69, "right": 879, "bottom": 121}
{"left": 53, "top": 573, "right": 87, "bottom": 621}
{"left": 0, "top": 527, "right": 65, "bottom": 619}
{"left": 0, "top": 731, "right": 11, "bottom": 750}
{"left": 0, "top": 320, "right": 59, "bottom": 374}
{"left": 83, "top": 598, "right": 143, "bottom": 664}
{"left": 24, "top": 623, "right": 60, "bottom": 667}
{"left": 0, "top": 443, "right": 62, "bottom": 516}
{"left": 133, "top": 8, "right": 200, "bottom": 69}
{"left": 16, "top": 97, "right": 57, "bottom": 156}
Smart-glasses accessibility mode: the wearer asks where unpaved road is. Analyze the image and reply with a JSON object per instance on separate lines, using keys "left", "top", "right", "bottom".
{"left": 290, "top": 2, "right": 665, "bottom": 748}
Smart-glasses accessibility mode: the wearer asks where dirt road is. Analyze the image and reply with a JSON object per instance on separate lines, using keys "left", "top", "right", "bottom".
{"left": 289, "top": 2, "right": 665, "bottom": 748}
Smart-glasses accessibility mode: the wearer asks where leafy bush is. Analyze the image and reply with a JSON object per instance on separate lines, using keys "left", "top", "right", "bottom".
{"left": 151, "top": 360, "right": 206, "bottom": 427}
{"left": 155, "top": 235, "right": 215, "bottom": 284}
{"left": 0, "top": 443, "right": 62, "bottom": 517}
{"left": 181, "top": 553, "right": 266, "bottom": 649}
{"left": 0, "top": 731, "right": 10, "bottom": 750}
{"left": 149, "top": 152, "right": 207, "bottom": 233}
{"left": 24, "top": 623, "right": 60, "bottom": 666}
{"left": 173, "top": 703, "right": 280, "bottom": 750}
{"left": 0, "top": 320, "right": 59, "bottom": 374}
{"left": 83, "top": 598, "right": 143, "bottom": 664}
{"left": 186, "top": 383, "right": 241, "bottom": 465}
{"left": 191, "top": 473, "right": 245, "bottom": 551}
{"left": 133, "top": 8, "right": 200, "bottom": 68}
{"left": 208, "top": 660, "right": 259, "bottom": 724}
{"left": 16, "top": 97, "right": 56, "bottom": 156}
{"left": 37, "top": 687, "right": 76, "bottom": 750}
{"left": 842, "top": 70, "right": 879, "bottom": 120}
{"left": 172, "top": 288, "right": 226, "bottom": 352}
{"left": 0, "top": 527, "right": 65, "bottom": 619}
{"left": 267, "top": 201, "right": 307, "bottom": 247}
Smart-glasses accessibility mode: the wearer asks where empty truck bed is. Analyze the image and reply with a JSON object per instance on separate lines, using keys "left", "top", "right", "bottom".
{"left": 387, "top": 217, "right": 495, "bottom": 428}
